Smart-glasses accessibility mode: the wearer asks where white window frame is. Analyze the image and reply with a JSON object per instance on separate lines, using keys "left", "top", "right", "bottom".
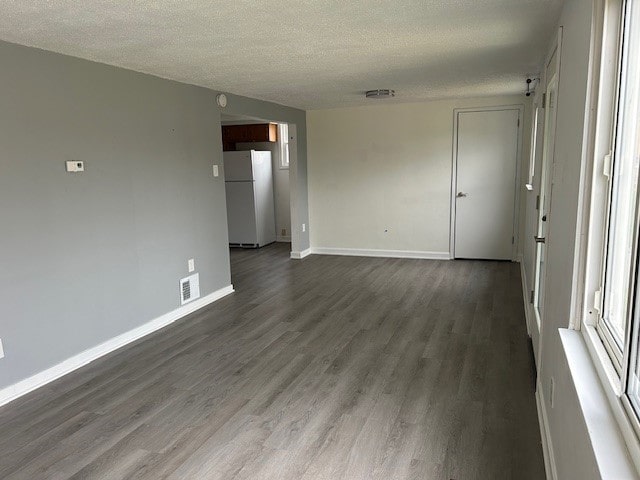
{"left": 278, "top": 123, "right": 290, "bottom": 169}
{"left": 580, "top": 0, "right": 640, "bottom": 467}
{"left": 526, "top": 104, "right": 541, "bottom": 190}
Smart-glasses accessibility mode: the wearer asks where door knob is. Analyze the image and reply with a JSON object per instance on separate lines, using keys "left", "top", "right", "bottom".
{"left": 456, "top": 192, "right": 468, "bottom": 198}
{"left": 534, "top": 236, "right": 546, "bottom": 244}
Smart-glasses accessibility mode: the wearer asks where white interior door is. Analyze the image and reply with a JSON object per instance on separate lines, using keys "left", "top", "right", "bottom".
{"left": 454, "top": 109, "right": 520, "bottom": 260}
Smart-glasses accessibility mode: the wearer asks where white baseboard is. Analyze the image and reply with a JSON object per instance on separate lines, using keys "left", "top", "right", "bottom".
{"left": 0, "top": 284, "right": 234, "bottom": 408}
{"left": 310, "top": 247, "right": 450, "bottom": 260}
{"left": 536, "top": 382, "right": 558, "bottom": 480}
{"left": 276, "top": 235, "right": 292, "bottom": 242}
{"left": 290, "top": 248, "right": 312, "bottom": 259}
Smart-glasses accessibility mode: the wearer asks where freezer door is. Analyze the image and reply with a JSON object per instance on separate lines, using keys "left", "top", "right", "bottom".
{"left": 224, "top": 151, "right": 254, "bottom": 181}
{"left": 225, "top": 181, "right": 258, "bottom": 244}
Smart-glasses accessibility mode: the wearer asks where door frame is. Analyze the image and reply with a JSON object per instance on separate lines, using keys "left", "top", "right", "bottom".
{"left": 287, "top": 123, "right": 301, "bottom": 254}
{"left": 449, "top": 104, "right": 525, "bottom": 260}
{"left": 220, "top": 115, "right": 301, "bottom": 257}
{"left": 533, "top": 73, "right": 559, "bottom": 330}
{"left": 529, "top": 26, "right": 563, "bottom": 368}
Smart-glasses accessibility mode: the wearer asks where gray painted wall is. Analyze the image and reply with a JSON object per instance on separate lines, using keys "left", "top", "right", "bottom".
{"left": 0, "top": 40, "right": 307, "bottom": 391}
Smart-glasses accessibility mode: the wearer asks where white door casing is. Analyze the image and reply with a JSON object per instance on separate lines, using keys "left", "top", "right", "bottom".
{"left": 533, "top": 74, "right": 558, "bottom": 329}
{"left": 529, "top": 27, "right": 563, "bottom": 368}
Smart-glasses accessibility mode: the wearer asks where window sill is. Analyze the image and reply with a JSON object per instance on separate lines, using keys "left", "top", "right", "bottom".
{"left": 561, "top": 328, "right": 638, "bottom": 478}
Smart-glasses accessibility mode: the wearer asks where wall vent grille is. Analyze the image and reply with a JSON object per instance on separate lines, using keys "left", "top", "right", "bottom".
{"left": 182, "top": 280, "right": 191, "bottom": 302}
{"left": 180, "top": 273, "right": 200, "bottom": 305}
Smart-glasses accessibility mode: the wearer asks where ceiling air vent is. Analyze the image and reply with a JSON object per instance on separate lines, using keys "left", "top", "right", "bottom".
{"left": 365, "top": 89, "right": 395, "bottom": 99}
{"left": 180, "top": 273, "right": 200, "bottom": 305}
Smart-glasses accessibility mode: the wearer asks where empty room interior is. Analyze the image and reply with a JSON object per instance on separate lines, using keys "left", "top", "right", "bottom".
{"left": 2, "top": 0, "right": 640, "bottom": 478}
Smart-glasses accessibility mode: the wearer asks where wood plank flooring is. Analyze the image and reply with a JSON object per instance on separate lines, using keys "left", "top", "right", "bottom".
{"left": 0, "top": 243, "right": 544, "bottom": 479}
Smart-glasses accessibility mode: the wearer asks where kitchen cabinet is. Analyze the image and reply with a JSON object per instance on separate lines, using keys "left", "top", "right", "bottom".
{"left": 222, "top": 124, "right": 277, "bottom": 151}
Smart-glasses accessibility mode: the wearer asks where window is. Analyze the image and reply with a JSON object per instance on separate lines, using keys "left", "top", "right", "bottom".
{"left": 597, "top": 0, "right": 640, "bottom": 364}
{"left": 588, "top": 0, "right": 640, "bottom": 428}
{"left": 278, "top": 123, "right": 289, "bottom": 169}
{"left": 526, "top": 105, "right": 541, "bottom": 190}
{"left": 618, "top": 0, "right": 640, "bottom": 415}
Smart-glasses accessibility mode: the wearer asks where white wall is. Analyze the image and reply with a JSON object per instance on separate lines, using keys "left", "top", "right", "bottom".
{"left": 308, "top": 96, "right": 530, "bottom": 256}
{"left": 236, "top": 140, "right": 291, "bottom": 241}
{"left": 533, "top": 0, "right": 599, "bottom": 476}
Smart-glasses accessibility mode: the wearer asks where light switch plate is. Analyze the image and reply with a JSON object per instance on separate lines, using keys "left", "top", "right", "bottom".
{"left": 188, "top": 258, "right": 195, "bottom": 273}
{"left": 302, "top": 223, "right": 306, "bottom": 232}
{"left": 0, "top": 338, "right": 4, "bottom": 359}
{"left": 213, "top": 165, "right": 219, "bottom": 177}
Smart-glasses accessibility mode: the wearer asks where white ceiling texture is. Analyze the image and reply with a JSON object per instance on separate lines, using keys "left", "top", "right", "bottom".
{"left": 0, "top": 1, "right": 564, "bottom": 110}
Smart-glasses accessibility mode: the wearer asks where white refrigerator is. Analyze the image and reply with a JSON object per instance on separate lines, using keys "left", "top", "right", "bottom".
{"left": 224, "top": 150, "right": 276, "bottom": 247}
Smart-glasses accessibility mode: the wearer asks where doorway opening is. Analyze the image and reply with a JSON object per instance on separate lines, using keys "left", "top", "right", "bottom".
{"left": 220, "top": 113, "right": 297, "bottom": 277}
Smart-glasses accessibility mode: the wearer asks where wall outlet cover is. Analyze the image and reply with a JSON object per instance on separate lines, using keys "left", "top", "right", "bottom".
{"left": 0, "top": 338, "right": 4, "bottom": 359}
{"left": 188, "top": 258, "right": 195, "bottom": 273}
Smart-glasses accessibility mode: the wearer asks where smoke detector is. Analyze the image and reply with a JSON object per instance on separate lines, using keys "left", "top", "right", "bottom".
{"left": 365, "top": 89, "right": 395, "bottom": 99}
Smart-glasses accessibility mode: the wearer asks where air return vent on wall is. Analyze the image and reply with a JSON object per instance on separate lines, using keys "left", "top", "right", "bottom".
{"left": 180, "top": 273, "right": 200, "bottom": 305}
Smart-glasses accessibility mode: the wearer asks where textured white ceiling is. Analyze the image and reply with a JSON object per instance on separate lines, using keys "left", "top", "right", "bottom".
{"left": 0, "top": 1, "right": 563, "bottom": 110}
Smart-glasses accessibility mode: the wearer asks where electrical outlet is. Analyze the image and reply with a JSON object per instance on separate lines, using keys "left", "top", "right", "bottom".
{"left": 550, "top": 377, "right": 555, "bottom": 408}
{"left": 302, "top": 223, "right": 306, "bottom": 232}
{"left": 0, "top": 338, "right": 4, "bottom": 359}
{"left": 281, "top": 228, "right": 287, "bottom": 236}
{"left": 188, "top": 258, "right": 195, "bottom": 273}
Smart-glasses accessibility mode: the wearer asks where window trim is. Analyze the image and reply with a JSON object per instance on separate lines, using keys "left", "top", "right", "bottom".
{"left": 582, "top": 0, "right": 626, "bottom": 335}
{"left": 278, "top": 123, "right": 290, "bottom": 170}
{"left": 594, "top": 0, "right": 640, "bottom": 378}
{"left": 596, "top": 0, "right": 638, "bottom": 366}
{"left": 526, "top": 105, "right": 541, "bottom": 191}
{"left": 578, "top": 0, "right": 640, "bottom": 471}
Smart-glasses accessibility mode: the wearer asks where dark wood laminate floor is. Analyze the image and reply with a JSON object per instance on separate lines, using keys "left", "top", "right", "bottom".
{"left": 0, "top": 243, "right": 544, "bottom": 479}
